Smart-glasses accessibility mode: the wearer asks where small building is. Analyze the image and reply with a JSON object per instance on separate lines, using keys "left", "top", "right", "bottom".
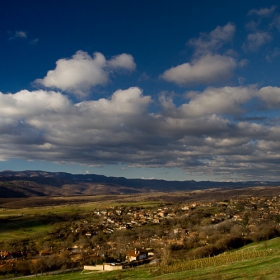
{"left": 126, "top": 248, "right": 148, "bottom": 262}
{"left": 84, "top": 263, "right": 123, "bottom": 271}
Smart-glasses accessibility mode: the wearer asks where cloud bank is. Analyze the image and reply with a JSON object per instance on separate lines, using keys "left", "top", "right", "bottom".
{"left": 1, "top": 85, "right": 280, "bottom": 180}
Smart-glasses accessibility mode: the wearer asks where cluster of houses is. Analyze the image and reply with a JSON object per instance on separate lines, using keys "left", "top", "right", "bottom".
{"left": 71, "top": 206, "right": 179, "bottom": 239}
{"left": 73, "top": 195, "right": 280, "bottom": 240}
{"left": 1, "top": 194, "right": 280, "bottom": 273}
{"left": 81, "top": 194, "right": 280, "bottom": 271}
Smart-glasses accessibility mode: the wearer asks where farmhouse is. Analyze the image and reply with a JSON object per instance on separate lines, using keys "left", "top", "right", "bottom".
{"left": 126, "top": 248, "right": 148, "bottom": 262}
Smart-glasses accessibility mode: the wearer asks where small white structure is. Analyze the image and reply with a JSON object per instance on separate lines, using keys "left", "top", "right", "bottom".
{"left": 84, "top": 263, "right": 123, "bottom": 271}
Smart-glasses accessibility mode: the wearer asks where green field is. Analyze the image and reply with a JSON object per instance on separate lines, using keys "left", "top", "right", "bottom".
{"left": 11, "top": 237, "right": 280, "bottom": 280}
{"left": 0, "top": 216, "right": 50, "bottom": 241}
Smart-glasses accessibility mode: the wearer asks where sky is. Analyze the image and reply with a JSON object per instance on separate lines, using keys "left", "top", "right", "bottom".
{"left": 1, "top": 0, "right": 280, "bottom": 181}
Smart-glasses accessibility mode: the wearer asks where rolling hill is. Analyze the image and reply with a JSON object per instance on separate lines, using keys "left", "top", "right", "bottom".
{"left": 0, "top": 170, "right": 280, "bottom": 198}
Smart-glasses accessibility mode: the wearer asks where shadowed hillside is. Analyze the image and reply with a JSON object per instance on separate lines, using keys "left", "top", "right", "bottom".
{"left": 0, "top": 170, "right": 280, "bottom": 198}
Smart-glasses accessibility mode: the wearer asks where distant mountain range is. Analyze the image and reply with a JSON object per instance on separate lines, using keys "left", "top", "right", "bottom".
{"left": 0, "top": 170, "right": 279, "bottom": 198}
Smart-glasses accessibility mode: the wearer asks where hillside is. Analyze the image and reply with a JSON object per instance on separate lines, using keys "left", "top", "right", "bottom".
{"left": 0, "top": 170, "right": 280, "bottom": 198}
{"left": 10, "top": 238, "right": 280, "bottom": 280}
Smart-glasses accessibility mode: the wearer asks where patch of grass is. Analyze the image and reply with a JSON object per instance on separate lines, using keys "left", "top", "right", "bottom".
{"left": 0, "top": 198, "right": 160, "bottom": 217}
{"left": 152, "top": 239, "right": 280, "bottom": 280}
{"left": 0, "top": 217, "right": 50, "bottom": 241}
{"left": 12, "top": 267, "right": 153, "bottom": 280}
{"left": 238, "top": 236, "right": 280, "bottom": 251}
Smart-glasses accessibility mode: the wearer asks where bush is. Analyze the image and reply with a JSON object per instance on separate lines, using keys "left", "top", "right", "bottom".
{"left": 250, "top": 226, "right": 280, "bottom": 242}
{"left": 215, "top": 236, "right": 248, "bottom": 251}
{"left": 188, "top": 244, "right": 221, "bottom": 258}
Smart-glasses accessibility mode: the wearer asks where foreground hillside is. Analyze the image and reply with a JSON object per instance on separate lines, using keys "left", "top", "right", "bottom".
{"left": 1, "top": 170, "right": 280, "bottom": 198}
{"left": 11, "top": 238, "right": 280, "bottom": 279}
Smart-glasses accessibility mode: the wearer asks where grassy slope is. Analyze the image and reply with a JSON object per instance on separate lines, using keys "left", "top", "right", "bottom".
{"left": 13, "top": 238, "right": 280, "bottom": 280}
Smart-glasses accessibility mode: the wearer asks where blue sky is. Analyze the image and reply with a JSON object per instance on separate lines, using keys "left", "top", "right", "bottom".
{"left": 1, "top": 0, "right": 280, "bottom": 181}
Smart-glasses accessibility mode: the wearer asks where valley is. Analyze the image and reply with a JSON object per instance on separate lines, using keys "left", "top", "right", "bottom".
{"left": 1, "top": 182, "right": 280, "bottom": 279}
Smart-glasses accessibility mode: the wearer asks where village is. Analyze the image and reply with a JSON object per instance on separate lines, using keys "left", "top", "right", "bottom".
{"left": 1, "top": 193, "right": 280, "bottom": 274}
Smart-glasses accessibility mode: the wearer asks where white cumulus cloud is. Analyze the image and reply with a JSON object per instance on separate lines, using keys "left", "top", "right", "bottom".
{"left": 161, "top": 23, "right": 238, "bottom": 86}
{"left": 258, "top": 86, "right": 280, "bottom": 108}
{"left": 35, "top": 51, "right": 136, "bottom": 96}
{"left": 0, "top": 90, "right": 70, "bottom": 118}
{"left": 107, "top": 53, "right": 136, "bottom": 70}
{"left": 180, "top": 86, "right": 256, "bottom": 117}
{"left": 161, "top": 54, "right": 236, "bottom": 86}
